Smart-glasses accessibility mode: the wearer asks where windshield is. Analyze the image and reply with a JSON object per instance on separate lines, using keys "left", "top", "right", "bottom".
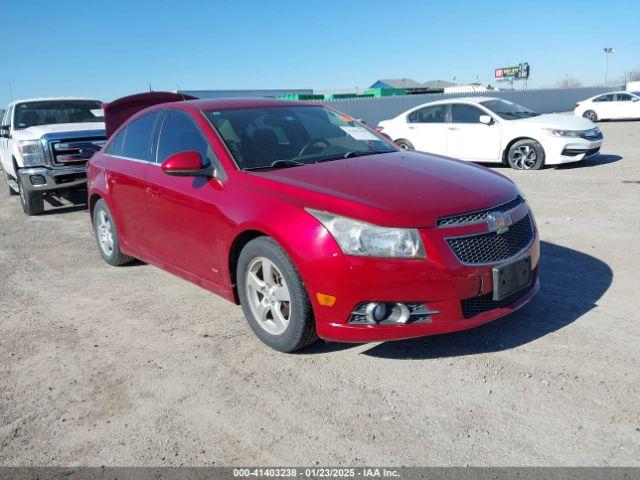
{"left": 15, "top": 100, "right": 104, "bottom": 129}
{"left": 480, "top": 99, "right": 540, "bottom": 120}
{"left": 204, "top": 106, "right": 396, "bottom": 170}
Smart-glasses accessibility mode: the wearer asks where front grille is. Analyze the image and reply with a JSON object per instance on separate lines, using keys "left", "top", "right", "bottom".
{"left": 49, "top": 137, "right": 105, "bottom": 166}
{"left": 460, "top": 269, "right": 537, "bottom": 319}
{"left": 437, "top": 196, "right": 523, "bottom": 227}
{"left": 447, "top": 214, "right": 534, "bottom": 264}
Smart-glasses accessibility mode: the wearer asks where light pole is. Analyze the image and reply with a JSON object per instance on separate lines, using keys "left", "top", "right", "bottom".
{"left": 603, "top": 47, "right": 615, "bottom": 86}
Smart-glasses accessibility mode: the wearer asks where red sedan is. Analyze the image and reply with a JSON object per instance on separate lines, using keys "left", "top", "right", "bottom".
{"left": 88, "top": 92, "right": 539, "bottom": 352}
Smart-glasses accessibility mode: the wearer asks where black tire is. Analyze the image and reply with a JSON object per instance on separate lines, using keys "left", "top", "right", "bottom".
{"left": 507, "top": 139, "right": 545, "bottom": 170}
{"left": 583, "top": 110, "right": 598, "bottom": 122}
{"left": 6, "top": 173, "right": 18, "bottom": 196}
{"left": 237, "top": 237, "right": 317, "bottom": 352}
{"left": 92, "top": 199, "right": 134, "bottom": 266}
{"left": 395, "top": 138, "right": 414, "bottom": 150}
{"left": 17, "top": 175, "right": 44, "bottom": 215}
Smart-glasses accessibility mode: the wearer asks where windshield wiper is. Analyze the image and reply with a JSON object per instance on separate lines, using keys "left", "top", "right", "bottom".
{"left": 315, "top": 149, "right": 393, "bottom": 163}
{"left": 244, "top": 159, "right": 305, "bottom": 171}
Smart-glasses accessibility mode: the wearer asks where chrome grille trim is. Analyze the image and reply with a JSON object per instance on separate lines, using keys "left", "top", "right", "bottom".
{"left": 436, "top": 196, "right": 523, "bottom": 227}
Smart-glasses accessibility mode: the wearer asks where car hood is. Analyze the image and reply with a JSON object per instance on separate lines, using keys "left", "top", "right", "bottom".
{"left": 12, "top": 122, "right": 105, "bottom": 140}
{"left": 246, "top": 151, "right": 519, "bottom": 228}
{"left": 513, "top": 113, "right": 595, "bottom": 130}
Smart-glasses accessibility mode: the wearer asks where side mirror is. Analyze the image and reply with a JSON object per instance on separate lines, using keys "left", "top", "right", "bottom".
{"left": 632, "top": 97, "right": 639, "bottom": 102}
{"left": 161, "top": 151, "right": 212, "bottom": 177}
{"left": 0, "top": 125, "right": 10, "bottom": 138}
{"left": 479, "top": 115, "right": 494, "bottom": 125}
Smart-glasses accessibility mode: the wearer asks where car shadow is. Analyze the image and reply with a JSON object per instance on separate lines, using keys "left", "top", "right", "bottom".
{"left": 555, "top": 154, "right": 622, "bottom": 169}
{"left": 41, "top": 189, "right": 88, "bottom": 215}
{"left": 307, "top": 241, "right": 612, "bottom": 359}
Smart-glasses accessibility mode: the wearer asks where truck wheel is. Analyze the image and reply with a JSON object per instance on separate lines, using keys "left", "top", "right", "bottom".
{"left": 18, "top": 177, "right": 45, "bottom": 215}
{"left": 92, "top": 199, "right": 134, "bottom": 266}
{"left": 6, "top": 173, "right": 18, "bottom": 196}
{"left": 507, "top": 139, "right": 545, "bottom": 170}
{"left": 237, "top": 237, "right": 318, "bottom": 352}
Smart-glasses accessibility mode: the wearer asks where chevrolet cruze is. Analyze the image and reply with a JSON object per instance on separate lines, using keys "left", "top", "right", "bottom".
{"left": 88, "top": 92, "right": 540, "bottom": 352}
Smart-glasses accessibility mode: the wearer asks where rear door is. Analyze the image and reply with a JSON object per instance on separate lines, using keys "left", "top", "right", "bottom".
{"left": 405, "top": 104, "right": 447, "bottom": 154}
{"left": 592, "top": 94, "right": 615, "bottom": 119}
{"left": 145, "top": 109, "right": 229, "bottom": 284}
{"left": 446, "top": 103, "right": 501, "bottom": 162}
{"left": 103, "top": 111, "right": 160, "bottom": 254}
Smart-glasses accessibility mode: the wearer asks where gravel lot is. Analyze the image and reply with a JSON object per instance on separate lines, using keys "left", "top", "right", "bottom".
{"left": 1, "top": 120, "right": 639, "bottom": 467}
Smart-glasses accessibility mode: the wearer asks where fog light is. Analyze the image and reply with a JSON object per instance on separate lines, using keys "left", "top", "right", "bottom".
{"left": 349, "top": 302, "right": 438, "bottom": 325}
{"left": 30, "top": 175, "right": 46, "bottom": 186}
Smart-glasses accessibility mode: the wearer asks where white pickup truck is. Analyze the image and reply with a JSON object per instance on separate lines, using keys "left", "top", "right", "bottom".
{"left": 0, "top": 98, "right": 106, "bottom": 215}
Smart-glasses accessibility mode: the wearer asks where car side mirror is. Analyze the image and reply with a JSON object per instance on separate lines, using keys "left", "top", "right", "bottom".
{"left": 161, "top": 151, "right": 213, "bottom": 177}
{"left": 0, "top": 125, "right": 10, "bottom": 138}
{"left": 479, "top": 115, "right": 494, "bottom": 125}
{"left": 633, "top": 97, "right": 639, "bottom": 102}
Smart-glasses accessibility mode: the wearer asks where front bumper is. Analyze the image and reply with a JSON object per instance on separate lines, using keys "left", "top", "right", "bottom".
{"left": 545, "top": 136, "right": 603, "bottom": 165}
{"left": 301, "top": 203, "right": 540, "bottom": 343}
{"left": 17, "top": 166, "right": 87, "bottom": 192}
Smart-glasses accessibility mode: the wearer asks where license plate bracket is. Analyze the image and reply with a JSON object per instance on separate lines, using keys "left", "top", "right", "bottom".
{"left": 492, "top": 256, "right": 532, "bottom": 301}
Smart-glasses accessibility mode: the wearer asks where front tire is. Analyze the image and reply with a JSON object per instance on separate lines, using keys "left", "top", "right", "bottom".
{"left": 17, "top": 176, "right": 44, "bottom": 215}
{"left": 237, "top": 237, "right": 317, "bottom": 352}
{"left": 583, "top": 110, "right": 598, "bottom": 122}
{"left": 507, "top": 139, "right": 545, "bottom": 170}
{"left": 395, "top": 138, "right": 414, "bottom": 150}
{"left": 92, "top": 199, "right": 134, "bottom": 266}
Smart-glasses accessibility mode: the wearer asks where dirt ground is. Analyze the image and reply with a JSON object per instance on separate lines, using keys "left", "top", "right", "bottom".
{"left": 1, "top": 120, "right": 639, "bottom": 466}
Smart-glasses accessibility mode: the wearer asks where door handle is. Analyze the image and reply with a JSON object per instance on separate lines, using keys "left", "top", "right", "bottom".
{"left": 448, "top": 127, "right": 459, "bottom": 131}
{"left": 146, "top": 186, "right": 161, "bottom": 199}
{"left": 408, "top": 126, "right": 417, "bottom": 129}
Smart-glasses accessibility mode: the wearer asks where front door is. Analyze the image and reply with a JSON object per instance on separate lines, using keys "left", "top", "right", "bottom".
{"left": 615, "top": 93, "right": 640, "bottom": 119}
{"left": 405, "top": 104, "right": 447, "bottom": 154}
{"left": 446, "top": 103, "right": 502, "bottom": 162}
{"left": 145, "top": 109, "right": 229, "bottom": 287}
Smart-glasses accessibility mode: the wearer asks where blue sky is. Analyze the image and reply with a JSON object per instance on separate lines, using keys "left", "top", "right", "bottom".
{"left": 1, "top": 0, "right": 638, "bottom": 106}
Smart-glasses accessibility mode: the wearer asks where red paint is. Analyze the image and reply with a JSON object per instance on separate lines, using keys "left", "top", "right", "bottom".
{"left": 88, "top": 97, "right": 539, "bottom": 343}
{"left": 161, "top": 151, "right": 204, "bottom": 173}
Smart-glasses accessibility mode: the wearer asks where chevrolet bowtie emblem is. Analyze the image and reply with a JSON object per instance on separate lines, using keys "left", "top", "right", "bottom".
{"left": 486, "top": 211, "right": 512, "bottom": 234}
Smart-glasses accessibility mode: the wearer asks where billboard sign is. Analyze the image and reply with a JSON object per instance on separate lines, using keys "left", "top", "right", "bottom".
{"left": 495, "top": 63, "right": 530, "bottom": 81}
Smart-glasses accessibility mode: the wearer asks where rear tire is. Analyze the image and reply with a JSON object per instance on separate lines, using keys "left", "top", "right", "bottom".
{"left": 18, "top": 175, "right": 44, "bottom": 215}
{"left": 583, "top": 110, "right": 598, "bottom": 122}
{"left": 237, "top": 237, "right": 317, "bottom": 352}
{"left": 507, "top": 139, "right": 545, "bottom": 170}
{"left": 395, "top": 138, "right": 414, "bottom": 150}
{"left": 92, "top": 199, "right": 135, "bottom": 266}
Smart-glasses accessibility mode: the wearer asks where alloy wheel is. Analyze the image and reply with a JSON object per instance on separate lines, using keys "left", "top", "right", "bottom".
{"left": 96, "top": 210, "right": 115, "bottom": 256}
{"left": 512, "top": 145, "right": 537, "bottom": 170}
{"left": 245, "top": 256, "right": 291, "bottom": 335}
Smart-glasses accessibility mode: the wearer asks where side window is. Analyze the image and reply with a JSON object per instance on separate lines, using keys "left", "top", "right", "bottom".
{"left": 451, "top": 104, "right": 484, "bottom": 123}
{"left": 121, "top": 111, "right": 160, "bottom": 161}
{"left": 104, "top": 127, "right": 126, "bottom": 156}
{"left": 157, "top": 110, "right": 210, "bottom": 164}
{"left": 408, "top": 105, "right": 446, "bottom": 123}
{"left": 593, "top": 94, "right": 614, "bottom": 102}
{"left": 615, "top": 93, "right": 632, "bottom": 102}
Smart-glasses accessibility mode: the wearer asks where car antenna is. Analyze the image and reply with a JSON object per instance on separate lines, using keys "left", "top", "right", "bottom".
{"left": 148, "top": 82, "right": 153, "bottom": 92}
{"left": 8, "top": 80, "right": 14, "bottom": 101}
{"left": 177, "top": 84, "right": 187, "bottom": 101}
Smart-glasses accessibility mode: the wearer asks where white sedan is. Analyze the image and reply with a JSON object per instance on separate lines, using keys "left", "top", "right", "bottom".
{"left": 574, "top": 91, "right": 640, "bottom": 121}
{"left": 377, "top": 97, "right": 603, "bottom": 170}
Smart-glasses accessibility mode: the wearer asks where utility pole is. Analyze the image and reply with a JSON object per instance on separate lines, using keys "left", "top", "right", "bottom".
{"left": 603, "top": 47, "right": 615, "bottom": 86}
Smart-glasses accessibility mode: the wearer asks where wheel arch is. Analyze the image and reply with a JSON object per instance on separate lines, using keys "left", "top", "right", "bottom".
{"left": 228, "top": 229, "right": 270, "bottom": 304}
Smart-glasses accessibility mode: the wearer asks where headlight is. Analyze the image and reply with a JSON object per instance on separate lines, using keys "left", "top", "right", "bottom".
{"left": 18, "top": 140, "right": 45, "bottom": 167}
{"left": 546, "top": 129, "right": 583, "bottom": 137}
{"left": 306, "top": 209, "right": 425, "bottom": 258}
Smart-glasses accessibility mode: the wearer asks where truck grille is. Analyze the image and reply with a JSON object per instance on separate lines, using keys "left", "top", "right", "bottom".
{"left": 460, "top": 268, "right": 537, "bottom": 319}
{"left": 437, "top": 196, "right": 523, "bottom": 227}
{"left": 446, "top": 214, "right": 534, "bottom": 264}
{"left": 50, "top": 137, "right": 105, "bottom": 166}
